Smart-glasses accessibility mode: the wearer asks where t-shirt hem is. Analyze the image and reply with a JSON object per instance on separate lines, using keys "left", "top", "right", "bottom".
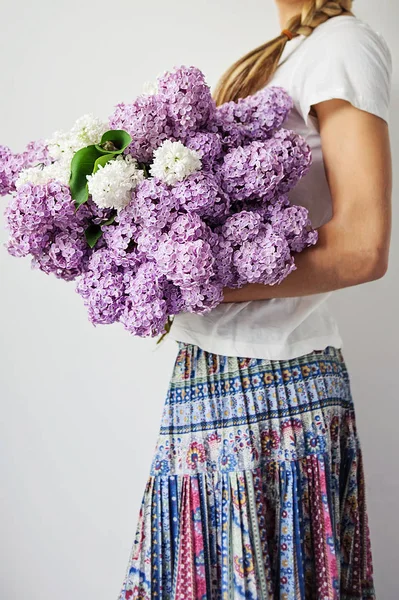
{"left": 168, "top": 326, "right": 344, "bottom": 361}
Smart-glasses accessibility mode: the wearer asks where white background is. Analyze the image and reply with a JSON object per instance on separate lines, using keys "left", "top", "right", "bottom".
{"left": 0, "top": 1, "right": 397, "bottom": 598}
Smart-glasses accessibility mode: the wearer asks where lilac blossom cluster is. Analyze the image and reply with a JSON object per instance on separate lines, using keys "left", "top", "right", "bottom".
{"left": 0, "top": 140, "right": 51, "bottom": 196}
{"left": 4, "top": 182, "right": 109, "bottom": 281}
{"left": 1, "top": 65, "right": 317, "bottom": 338}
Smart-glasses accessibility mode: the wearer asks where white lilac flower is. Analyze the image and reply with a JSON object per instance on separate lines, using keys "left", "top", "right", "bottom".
{"left": 15, "top": 154, "right": 73, "bottom": 188}
{"left": 86, "top": 155, "right": 145, "bottom": 211}
{"left": 71, "top": 114, "right": 108, "bottom": 146}
{"left": 46, "top": 114, "right": 108, "bottom": 161}
{"left": 142, "top": 70, "right": 165, "bottom": 96}
{"left": 142, "top": 80, "right": 159, "bottom": 96}
{"left": 15, "top": 165, "right": 50, "bottom": 187}
{"left": 46, "top": 130, "right": 74, "bottom": 161}
{"left": 150, "top": 140, "right": 202, "bottom": 185}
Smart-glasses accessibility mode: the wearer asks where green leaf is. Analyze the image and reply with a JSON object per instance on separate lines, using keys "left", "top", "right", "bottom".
{"left": 94, "top": 129, "right": 132, "bottom": 155}
{"left": 102, "top": 213, "right": 116, "bottom": 226}
{"left": 84, "top": 211, "right": 117, "bottom": 248}
{"left": 93, "top": 153, "right": 115, "bottom": 174}
{"left": 70, "top": 130, "right": 132, "bottom": 211}
{"left": 138, "top": 162, "right": 150, "bottom": 178}
{"left": 85, "top": 223, "right": 103, "bottom": 248}
{"left": 70, "top": 145, "right": 103, "bottom": 208}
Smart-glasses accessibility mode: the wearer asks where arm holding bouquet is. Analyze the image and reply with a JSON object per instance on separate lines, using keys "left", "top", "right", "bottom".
{"left": 222, "top": 97, "right": 392, "bottom": 303}
{"left": 3, "top": 66, "right": 387, "bottom": 340}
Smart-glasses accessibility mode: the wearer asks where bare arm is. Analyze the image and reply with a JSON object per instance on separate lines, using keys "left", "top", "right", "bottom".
{"left": 222, "top": 98, "right": 392, "bottom": 303}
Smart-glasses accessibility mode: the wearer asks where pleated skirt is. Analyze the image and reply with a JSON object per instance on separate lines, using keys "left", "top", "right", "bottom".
{"left": 116, "top": 342, "right": 375, "bottom": 600}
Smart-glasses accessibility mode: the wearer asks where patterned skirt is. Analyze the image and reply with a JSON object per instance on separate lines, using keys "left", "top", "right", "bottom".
{"left": 117, "top": 342, "right": 375, "bottom": 600}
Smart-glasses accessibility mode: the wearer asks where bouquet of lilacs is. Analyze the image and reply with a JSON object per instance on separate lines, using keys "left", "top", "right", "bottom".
{"left": 0, "top": 66, "right": 317, "bottom": 339}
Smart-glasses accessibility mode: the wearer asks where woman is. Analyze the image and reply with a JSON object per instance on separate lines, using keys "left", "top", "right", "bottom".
{"left": 117, "top": 1, "right": 392, "bottom": 599}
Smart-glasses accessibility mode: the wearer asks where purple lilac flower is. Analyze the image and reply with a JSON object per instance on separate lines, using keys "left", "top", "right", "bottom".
{"left": 164, "top": 282, "right": 185, "bottom": 315}
{"left": 75, "top": 248, "right": 126, "bottom": 324}
{"left": 220, "top": 128, "right": 311, "bottom": 203}
{"left": 167, "top": 212, "right": 209, "bottom": 242}
{"left": 3, "top": 181, "right": 101, "bottom": 280}
{"left": 185, "top": 131, "right": 224, "bottom": 167}
{"left": 216, "top": 87, "right": 293, "bottom": 143}
{"left": 220, "top": 141, "right": 285, "bottom": 202}
{"left": 153, "top": 214, "right": 216, "bottom": 289}
{"left": 157, "top": 66, "right": 216, "bottom": 139}
{"left": 0, "top": 140, "right": 51, "bottom": 196}
{"left": 133, "top": 178, "right": 180, "bottom": 230}
{"left": 85, "top": 197, "right": 115, "bottom": 225}
{"left": 109, "top": 95, "right": 173, "bottom": 163}
{"left": 48, "top": 231, "right": 86, "bottom": 270}
{"left": 215, "top": 203, "right": 317, "bottom": 288}
{"left": 212, "top": 234, "right": 237, "bottom": 288}
{"left": 120, "top": 261, "right": 168, "bottom": 337}
{"left": 23, "top": 139, "right": 51, "bottom": 167}
{"left": 155, "top": 235, "right": 215, "bottom": 289}
{"left": 292, "top": 227, "right": 318, "bottom": 252}
{"left": 265, "top": 129, "right": 312, "bottom": 194}
{"left": 180, "top": 280, "right": 224, "bottom": 313}
{"left": 266, "top": 196, "right": 319, "bottom": 252}
{"left": 232, "top": 224, "right": 297, "bottom": 285}
{"left": 221, "top": 211, "right": 263, "bottom": 243}
{"left": 32, "top": 230, "right": 89, "bottom": 281}
{"left": 101, "top": 201, "right": 144, "bottom": 267}
{"left": 135, "top": 227, "right": 160, "bottom": 258}
{"left": 172, "top": 171, "right": 227, "bottom": 218}
{"left": 0, "top": 145, "right": 13, "bottom": 195}
{"left": 4, "top": 181, "right": 89, "bottom": 273}
{"left": 206, "top": 112, "right": 242, "bottom": 152}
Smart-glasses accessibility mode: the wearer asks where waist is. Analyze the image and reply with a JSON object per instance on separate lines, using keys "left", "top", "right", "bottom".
{"left": 169, "top": 295, "right": 343, "bottom": 361}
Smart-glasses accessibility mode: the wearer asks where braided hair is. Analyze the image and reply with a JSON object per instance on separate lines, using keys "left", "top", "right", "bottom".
{"left": 213, "top": 0, "right": 354, "bottom": 105}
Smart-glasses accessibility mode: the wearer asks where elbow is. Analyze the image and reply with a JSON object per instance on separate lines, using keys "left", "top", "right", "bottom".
{"left": 368, "top": 252, "right": 389, "bottom": 281}
{"left": 343, "top": 248, "right": 389, "bottom": 285}
{"left": 364, "top": 243, "right": 390, "bottom": 282}
{"left": 328, "top": 211, "right": 391, "bottom": 287}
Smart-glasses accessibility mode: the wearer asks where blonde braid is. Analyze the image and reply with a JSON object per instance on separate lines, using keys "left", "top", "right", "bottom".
{"left": 213, "top": 0, "right": 354, "bottom": 106}
{"left": 290, "top": 0, "right": 353, "bottom": 36}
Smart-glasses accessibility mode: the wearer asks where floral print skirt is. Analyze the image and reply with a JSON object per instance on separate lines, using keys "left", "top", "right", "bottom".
{"left": 117, "top": 342, "right": 375, "bottom": 600}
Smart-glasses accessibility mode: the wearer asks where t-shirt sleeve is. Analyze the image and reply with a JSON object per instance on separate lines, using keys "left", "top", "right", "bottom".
{"left": 293, "top": 22, "right": 392, "bottom": 130}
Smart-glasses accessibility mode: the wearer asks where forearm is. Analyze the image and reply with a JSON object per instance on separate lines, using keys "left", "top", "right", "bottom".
{"left": 221, "top": 216, "right": 385, "bottom": 303}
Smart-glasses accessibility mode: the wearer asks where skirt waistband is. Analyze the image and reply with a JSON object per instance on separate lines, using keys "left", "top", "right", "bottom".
{"left": 176, "top": 341, "right": 342, "bottom": 362}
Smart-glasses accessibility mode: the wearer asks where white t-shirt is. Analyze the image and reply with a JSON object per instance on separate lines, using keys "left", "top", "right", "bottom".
{"left": 169, "top": 15, "right": 392, "bottom": 360}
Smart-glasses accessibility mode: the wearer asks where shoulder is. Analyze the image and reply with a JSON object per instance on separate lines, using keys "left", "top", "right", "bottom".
{"left": 290, "top": 16, "right": 392, "bottom": 128}
{"left": 302, "top": 15, "right": 392, "bottom": 69}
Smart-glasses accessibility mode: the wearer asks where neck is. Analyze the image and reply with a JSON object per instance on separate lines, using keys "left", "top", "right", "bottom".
{"left": 275, "top": 0, "right": 304, "bottom": 29}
